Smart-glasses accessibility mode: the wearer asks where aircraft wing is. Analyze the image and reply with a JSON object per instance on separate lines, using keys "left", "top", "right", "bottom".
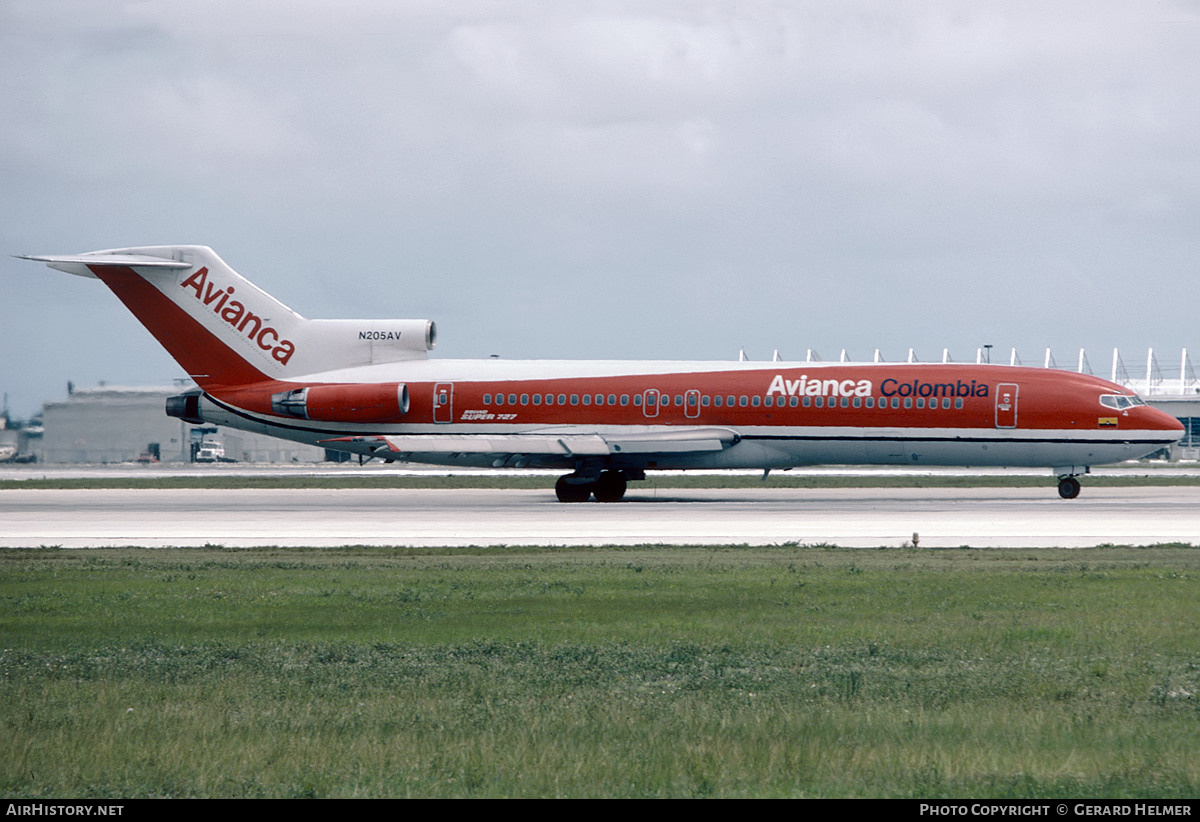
{"left": 324, "top": 426, "right": 740, "bottom": 458}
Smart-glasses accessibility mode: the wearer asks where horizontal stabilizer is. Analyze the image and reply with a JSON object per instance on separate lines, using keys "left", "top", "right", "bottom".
{"left": 17, "top": 252, "right": 192, "bottom": 278}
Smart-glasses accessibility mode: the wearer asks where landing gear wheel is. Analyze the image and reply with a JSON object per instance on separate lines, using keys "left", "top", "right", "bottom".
{"left": 555, "top": 475, "right": 593, "bottom": 503}
{"left": 1057, "top": 476, "right": 1081, "bottom": 500}
{"left": 593, "top": 471, "right": 628, "bottom": 503}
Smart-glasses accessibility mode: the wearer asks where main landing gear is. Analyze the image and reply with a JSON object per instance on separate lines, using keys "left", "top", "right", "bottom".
{"left": 555, "top": 470, "right": 629, "bottom": 503}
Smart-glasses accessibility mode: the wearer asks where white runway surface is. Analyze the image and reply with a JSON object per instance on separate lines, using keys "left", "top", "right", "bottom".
{"left": 2, "top": 483, "right": 1198, "bottom": 549}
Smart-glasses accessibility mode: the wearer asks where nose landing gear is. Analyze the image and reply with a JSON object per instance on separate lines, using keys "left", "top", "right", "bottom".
{"left": 1053, "top": 466, "right": 1089, "bottom": 499}
{"left": 1057, "top": 475, "right": 1081, "bottom": 499}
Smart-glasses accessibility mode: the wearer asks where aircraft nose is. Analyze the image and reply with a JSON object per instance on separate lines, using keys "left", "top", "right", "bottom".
{"left": 1147, "top": 406, "right": 1185, "bottom": 436}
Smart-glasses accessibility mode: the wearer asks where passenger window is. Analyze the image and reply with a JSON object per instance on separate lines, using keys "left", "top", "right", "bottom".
{"left": 954, "top": 398, "right": 963, "bottom": 409}
{"left": 789, "top": 396, "right": 798, "bottom": 407}
{"left": 608, "top": 394, "right": 617, "bottom": 406}
{"left": 620, "top": 394, "right": 629, "bottom": 406}
{"left": 714, "top": 396, "right": 723, "bottom": 407}
{"left": 558, "top": 394, "right": 567, "bottom": 405}
{"left": 508, "top": 393, "right": 517, "bottom": 405}
{"left": 520, "top": 394, "right": 529, "bottom": 405}
{"left": 582, "top": 395, "right": 591, "bottom": 406}
{"left": 815, "top": 397, "right": 824, "bottom": 408}
{"left": 570, "top": 394, "right": 579, "bottom": 405}
{"left": 739, "top": 396, "right": 749, "bottom": 407}
{"left": 483, "top": 393, "right": 492, "bottom": 405}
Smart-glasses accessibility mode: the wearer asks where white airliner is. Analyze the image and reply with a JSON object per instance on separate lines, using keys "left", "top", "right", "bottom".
{"left": 21, "top": 246, "right": 1183, "bottom": 501}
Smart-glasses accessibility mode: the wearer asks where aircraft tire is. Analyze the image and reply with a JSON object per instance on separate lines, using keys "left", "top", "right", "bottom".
{"left": 593, "top": 471, "right": 628, "bottom": 503}
{"left": 555, "top": 475, "right": 593, "bottom": 503}
{"left": 1057, "top": 476, "right": 1081, "bottom": 500}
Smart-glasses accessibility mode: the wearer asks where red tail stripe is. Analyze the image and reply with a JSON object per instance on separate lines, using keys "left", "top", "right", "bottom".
{"left": 90, "top": 265, "right": 269, "bottom": 390}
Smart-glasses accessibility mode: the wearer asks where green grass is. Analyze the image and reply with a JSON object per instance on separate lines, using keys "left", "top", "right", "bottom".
{"left": 2, "top": 545, "right": 1199, "bottom": 797}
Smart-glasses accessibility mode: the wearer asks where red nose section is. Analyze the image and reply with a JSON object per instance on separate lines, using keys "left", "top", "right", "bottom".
{"left": 1146, "top": 406, "right": 1185, "bottom": 435}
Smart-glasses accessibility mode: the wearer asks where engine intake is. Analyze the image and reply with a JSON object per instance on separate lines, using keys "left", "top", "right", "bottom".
{"left": 166, "top": 392, "right": 204, "bottom": 424}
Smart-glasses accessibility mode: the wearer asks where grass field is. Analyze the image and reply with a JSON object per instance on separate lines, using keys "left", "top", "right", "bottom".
{"left": 2, "top": 544, "right": 1198, "bottom": 797}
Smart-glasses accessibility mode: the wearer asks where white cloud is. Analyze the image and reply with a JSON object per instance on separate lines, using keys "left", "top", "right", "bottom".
{"left": 2, "top": 1, "right": 1199, "bottom": 416}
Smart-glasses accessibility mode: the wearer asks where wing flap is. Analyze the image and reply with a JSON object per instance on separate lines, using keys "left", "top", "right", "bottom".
{"left": 324, "top": 427, "right": 740, "bottom": 458}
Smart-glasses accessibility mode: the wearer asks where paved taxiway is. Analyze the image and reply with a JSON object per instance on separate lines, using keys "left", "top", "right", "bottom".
{"left": 2, "top": 485, "right": 1198, "bottom": 548}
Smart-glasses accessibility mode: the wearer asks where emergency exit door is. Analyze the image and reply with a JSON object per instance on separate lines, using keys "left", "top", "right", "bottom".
{"left": 433, "top": 383, "right": 454, "bottom": 423}
{"left": 995, "top": 383, "right": 1018, "bottom": 428}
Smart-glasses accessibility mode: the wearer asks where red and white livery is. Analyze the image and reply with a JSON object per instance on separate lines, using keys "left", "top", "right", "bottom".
{"left": 22, "top": 246, "right": 1184, "bottom": 501}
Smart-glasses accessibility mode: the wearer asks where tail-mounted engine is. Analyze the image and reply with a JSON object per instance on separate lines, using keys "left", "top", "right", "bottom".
{"left": 271, "top": 383, "right": 410, "bottom": 423}
{"left": 166, "top": 390, "right": 204, "bottom": 424}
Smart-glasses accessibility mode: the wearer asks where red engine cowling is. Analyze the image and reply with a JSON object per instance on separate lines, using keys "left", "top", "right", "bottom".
{"left": 271, "top": 383, "right": 409, "bottom": 422}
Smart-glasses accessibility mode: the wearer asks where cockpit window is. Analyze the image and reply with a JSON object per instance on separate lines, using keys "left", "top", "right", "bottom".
{"left": 1099, "top": 394, "right": 1146, "bottom": 410}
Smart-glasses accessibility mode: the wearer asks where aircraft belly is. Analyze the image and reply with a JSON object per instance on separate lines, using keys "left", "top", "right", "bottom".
{"left": 647, "top": 434, "right": 1164, "bottom": 471}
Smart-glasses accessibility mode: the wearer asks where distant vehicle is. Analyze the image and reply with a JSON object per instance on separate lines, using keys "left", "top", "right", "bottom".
{"left": 0, "top": 444, "right": 16, "bottom": 462}
{"left": 194, "top": 439, "right": 226, "bottom": 463}
{"left": 21, "top": 245, "right": 1185, "bottom": 501}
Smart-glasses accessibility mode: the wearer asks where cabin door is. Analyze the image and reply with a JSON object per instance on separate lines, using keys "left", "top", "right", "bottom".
{"left": 995, "top": 383, "right": 1018, "bottom": 428}
{"left": 642, "top": 389, "right": 660, "bottom": 418}
{"left": 433, "top": 383, "right": 454, "bottom": 424}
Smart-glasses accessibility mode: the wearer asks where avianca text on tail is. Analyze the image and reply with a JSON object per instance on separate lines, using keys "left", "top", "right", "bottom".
{"left": 179, "top": 266, "right": 296, "bottom": 365}
{"left": 20, "top": 245, "right": 1183, "bottom": 502}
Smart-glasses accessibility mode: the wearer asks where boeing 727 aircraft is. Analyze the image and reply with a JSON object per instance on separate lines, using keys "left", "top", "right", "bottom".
{"left": 21, "top": 246, "right": 1184, "bottom": 501}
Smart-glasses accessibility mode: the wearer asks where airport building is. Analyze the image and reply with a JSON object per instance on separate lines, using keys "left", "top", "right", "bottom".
{"left": 36, "top": 384, "right": 325, "bottom": 464}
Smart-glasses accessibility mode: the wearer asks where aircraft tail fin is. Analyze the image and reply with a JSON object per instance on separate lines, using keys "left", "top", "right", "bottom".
{"left": 20, "top": 246, "right": 436, "bottom": 390}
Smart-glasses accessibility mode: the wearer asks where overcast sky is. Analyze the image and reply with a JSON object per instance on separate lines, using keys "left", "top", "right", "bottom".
{"left": 2, "top": 0, "right": 1199, "bottom": 418}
